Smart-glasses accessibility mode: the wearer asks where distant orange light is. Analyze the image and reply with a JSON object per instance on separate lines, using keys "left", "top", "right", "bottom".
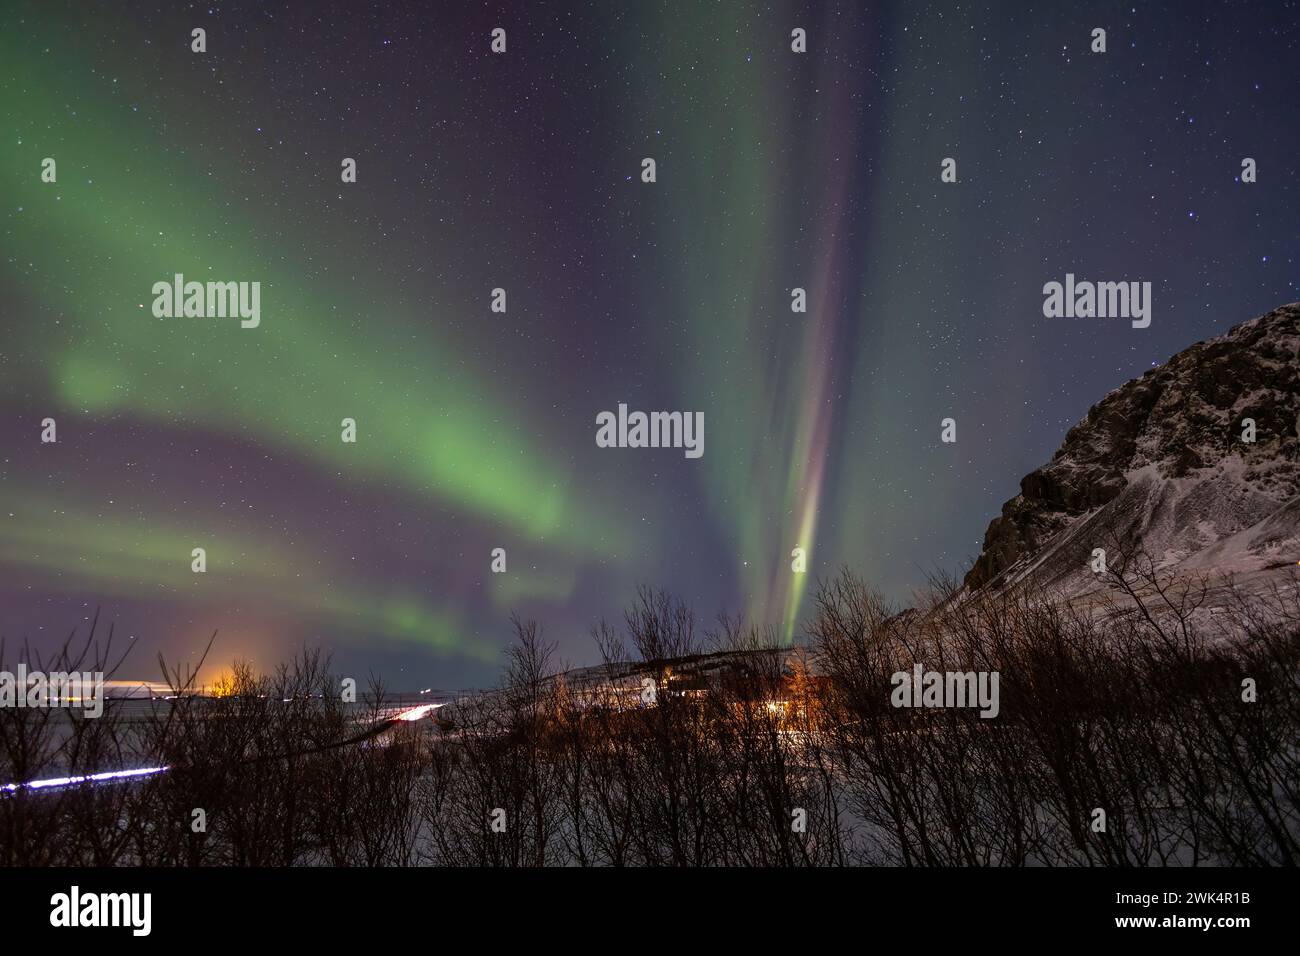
{"left": 393, "top": 703, "right": 442, "bottom": 722}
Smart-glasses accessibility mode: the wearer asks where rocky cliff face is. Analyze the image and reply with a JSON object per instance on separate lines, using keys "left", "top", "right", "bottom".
{"left": 965, "top": 303, "right": 1300, "bottom": 599}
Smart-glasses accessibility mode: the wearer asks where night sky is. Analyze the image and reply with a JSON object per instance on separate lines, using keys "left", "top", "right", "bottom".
{"left": 2, "top": 1, "right": 1298, "bottom": 687}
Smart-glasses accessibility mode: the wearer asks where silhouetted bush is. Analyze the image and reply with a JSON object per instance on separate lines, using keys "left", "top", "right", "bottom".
{"left": 3, "top": 562, "right": 1297, "bottom": 866}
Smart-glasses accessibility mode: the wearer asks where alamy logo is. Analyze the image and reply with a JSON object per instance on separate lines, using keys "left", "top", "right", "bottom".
{"left": 50, "top": 886, "right": 151, "bottom": 937}
{"left": 0, "top": 666, "right": 104, "bottom": 718}
{"left": 1042, "top": 273, "right": 1151, "bottom": 328}
{"left": 596, "top": 403, "right": 704, "bottom": 458}
{"left": 151, "top": 273, "right": 261, "bottom": 328}
{"left": 890, "top": 664, "right": 1000, "bottom": 718}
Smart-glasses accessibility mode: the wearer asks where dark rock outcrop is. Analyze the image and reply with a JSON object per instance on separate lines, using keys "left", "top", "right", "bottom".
{"left": 965, "top": 303, "right": 1300, "bottom": 595}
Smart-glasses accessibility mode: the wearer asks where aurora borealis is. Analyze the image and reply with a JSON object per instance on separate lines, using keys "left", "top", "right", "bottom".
{"left": 2, "top": 2, "right": 1297, "bottom": 686}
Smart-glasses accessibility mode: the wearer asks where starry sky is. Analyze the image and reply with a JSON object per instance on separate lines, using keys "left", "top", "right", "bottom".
{"left": 2, "top": 1, "right": 1298, "bottom": 688}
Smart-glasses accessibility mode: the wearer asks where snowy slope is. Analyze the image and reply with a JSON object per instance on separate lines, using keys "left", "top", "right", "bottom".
{"left": 964, "top": 303, "right": 1300, "bottom": 604}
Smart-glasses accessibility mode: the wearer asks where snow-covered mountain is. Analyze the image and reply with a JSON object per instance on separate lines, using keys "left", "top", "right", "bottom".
{"left": 964, "top": 303, "right": 1300, "bottom": 604}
